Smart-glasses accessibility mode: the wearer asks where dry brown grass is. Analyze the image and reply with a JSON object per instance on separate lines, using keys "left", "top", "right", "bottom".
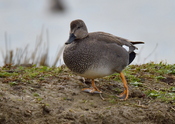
{"left": 1, "top": 28, "right": 63, "bottom": 67}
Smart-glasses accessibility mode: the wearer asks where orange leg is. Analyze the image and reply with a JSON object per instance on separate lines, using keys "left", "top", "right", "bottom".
{"left": 117, "top": 72, "right": 129, "bottom": 100}
{"left": 82, "top": 79, "right": 102, "bottom": 93}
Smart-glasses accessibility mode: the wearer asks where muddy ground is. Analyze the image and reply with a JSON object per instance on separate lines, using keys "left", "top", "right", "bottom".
{"left": 0, "top": 64, "right": 175, "bottom": 124}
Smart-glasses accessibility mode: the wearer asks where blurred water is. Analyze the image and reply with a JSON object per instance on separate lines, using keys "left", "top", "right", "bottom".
{"left": 0, "top": 0, "right": 175, "bottom": 66}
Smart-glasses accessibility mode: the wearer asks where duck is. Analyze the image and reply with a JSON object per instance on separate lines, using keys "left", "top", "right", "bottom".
{"left": 63, "top": 19, "right": 144, "bottom": 100}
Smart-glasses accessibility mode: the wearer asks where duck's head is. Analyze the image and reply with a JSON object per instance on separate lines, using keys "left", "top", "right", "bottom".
{"left": 65, "top": 19, "right": 88, "bottom": 44}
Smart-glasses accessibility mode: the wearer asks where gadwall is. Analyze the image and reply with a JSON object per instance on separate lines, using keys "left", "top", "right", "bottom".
{"left": 63, "top": 19, "right": 144, "bottom": 100}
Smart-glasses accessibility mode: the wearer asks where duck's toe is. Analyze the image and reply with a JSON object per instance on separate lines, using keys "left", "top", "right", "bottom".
{"left": 117, "top": 89, "right": 129, "bottom": 100}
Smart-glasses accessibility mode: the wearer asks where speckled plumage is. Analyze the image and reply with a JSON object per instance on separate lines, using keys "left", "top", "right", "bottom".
{"left": 63, "top": 19, "right": 144, "bottom": 99}
{"left": 63, "top": 20, "right": 142, "bottom": 79}
{"left": 64, "top": 33, "right": 129, "bottom": 78}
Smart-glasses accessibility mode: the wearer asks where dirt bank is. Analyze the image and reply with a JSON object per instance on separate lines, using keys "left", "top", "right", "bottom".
{"left": 0, "top": 63, "right": 175, "bottom": 124}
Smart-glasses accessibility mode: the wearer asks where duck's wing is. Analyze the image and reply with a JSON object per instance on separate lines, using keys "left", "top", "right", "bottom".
{"left": 90, "top": 32, "right": 144, "bottom": 53}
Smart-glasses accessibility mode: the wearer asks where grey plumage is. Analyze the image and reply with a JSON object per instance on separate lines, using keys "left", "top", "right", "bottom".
{"left": 63, "top": 19, "right": 143, "bottom": 78}
{"left": 63, "top": 19, "right": 144, "bottom": 99}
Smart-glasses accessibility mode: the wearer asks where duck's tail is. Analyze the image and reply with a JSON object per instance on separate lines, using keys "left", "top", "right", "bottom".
{"left": 128, "top": 41, "right": 144, "bottom": 64}
{"left": 130, "top": 41, "right": 144, "bottom": 45}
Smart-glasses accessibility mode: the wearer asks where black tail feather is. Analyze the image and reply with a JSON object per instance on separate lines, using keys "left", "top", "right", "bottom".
{"left": 128, "top": 41, "right": 144, "bottom": 64}
{"left": 129, "top": 52, "right": 136, "bottom": 64}
{"left": 130, "top": 41, "right": 144, "bottom": 45}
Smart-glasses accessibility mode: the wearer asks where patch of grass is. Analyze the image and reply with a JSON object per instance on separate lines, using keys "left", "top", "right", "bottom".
{"left": 108, "top": 95, "right": 118, "bottom": 104}
{"left": 28, "top": 72, "right": 39, "bottom": 78}
{"left": 0, "top": 65, "right": 66, "bottom": 86}
{"left": 155, "top": 76, "right": 166, "bottom": 80}
{"left": 0, "top": 71, "right": 18, "bottom": 78}
{"left": 109, "top": 99, "right": 117, "bottom": 104}
{"left": 169, "top": 69, "right": 175, "bottom": 74}
{"left": 126, "top": 74, "right": 141, "bottom": 82}
{"left": 130, "top": 81, "right": 143, "bottom": 87}
{"left": 9, "top": 82, "right": 18, "bottom": 86}
{"left": 170, "top": 87, "right": 175, "bottom": 92}
{"left": 37, "top": 97, "right": 43, "bottom": 101}
{"left": 33, "top": 93, "right": 40, "bottom": 97}
{"left": 145, "top": 90, "right": 175, "bottom": 102}
{"left": 39, "top": 77, "right": 45, "bottom": 81}
{"left": 0, "top": 72, "right": 12, "bottom": 77}
{"left": 146, "top": 90, "right": 160, "bottom": 99}
{"left": 103, "top": 62, "right": 175, "bottom": 103}
{"left": 140, "top": 62, "right": 175, "bottom": 75}
{"left": 81, "top": 99, "right": 88, "bottom": 103}
{"left": 125, "top": 62, "right": 175, "bottom": 103}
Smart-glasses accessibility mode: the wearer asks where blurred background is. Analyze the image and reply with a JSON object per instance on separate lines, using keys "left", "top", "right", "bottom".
{"left": 0, "top": 0, "right": 175, "bottom": 66}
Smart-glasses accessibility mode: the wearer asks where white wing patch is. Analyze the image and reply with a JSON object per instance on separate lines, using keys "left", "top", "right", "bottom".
{"left": 122, "top": 45, "right": 129, "bottom": 52}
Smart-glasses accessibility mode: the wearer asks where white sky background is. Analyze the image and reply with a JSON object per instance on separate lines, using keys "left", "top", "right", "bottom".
{"left": 0, "top": 0, "right": 175, "bottom": 65}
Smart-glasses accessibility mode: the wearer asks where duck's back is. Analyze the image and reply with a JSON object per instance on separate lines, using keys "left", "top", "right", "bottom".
{"left": 63, "top": 32, "right": 129, "bottom": 78}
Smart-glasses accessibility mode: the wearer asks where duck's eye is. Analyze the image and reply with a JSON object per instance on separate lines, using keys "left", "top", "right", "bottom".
{"left": 77, "top": 26, "right": 81, "bottom": 29}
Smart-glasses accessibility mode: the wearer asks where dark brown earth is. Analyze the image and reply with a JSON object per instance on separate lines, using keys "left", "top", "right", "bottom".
{"left": 0, "top": 64, "right": 175, "bottom": 124}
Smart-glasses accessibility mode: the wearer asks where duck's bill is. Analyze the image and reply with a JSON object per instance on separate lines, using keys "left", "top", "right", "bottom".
{"left": 65, "top": 33, "right": 76, "bottom": 44}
